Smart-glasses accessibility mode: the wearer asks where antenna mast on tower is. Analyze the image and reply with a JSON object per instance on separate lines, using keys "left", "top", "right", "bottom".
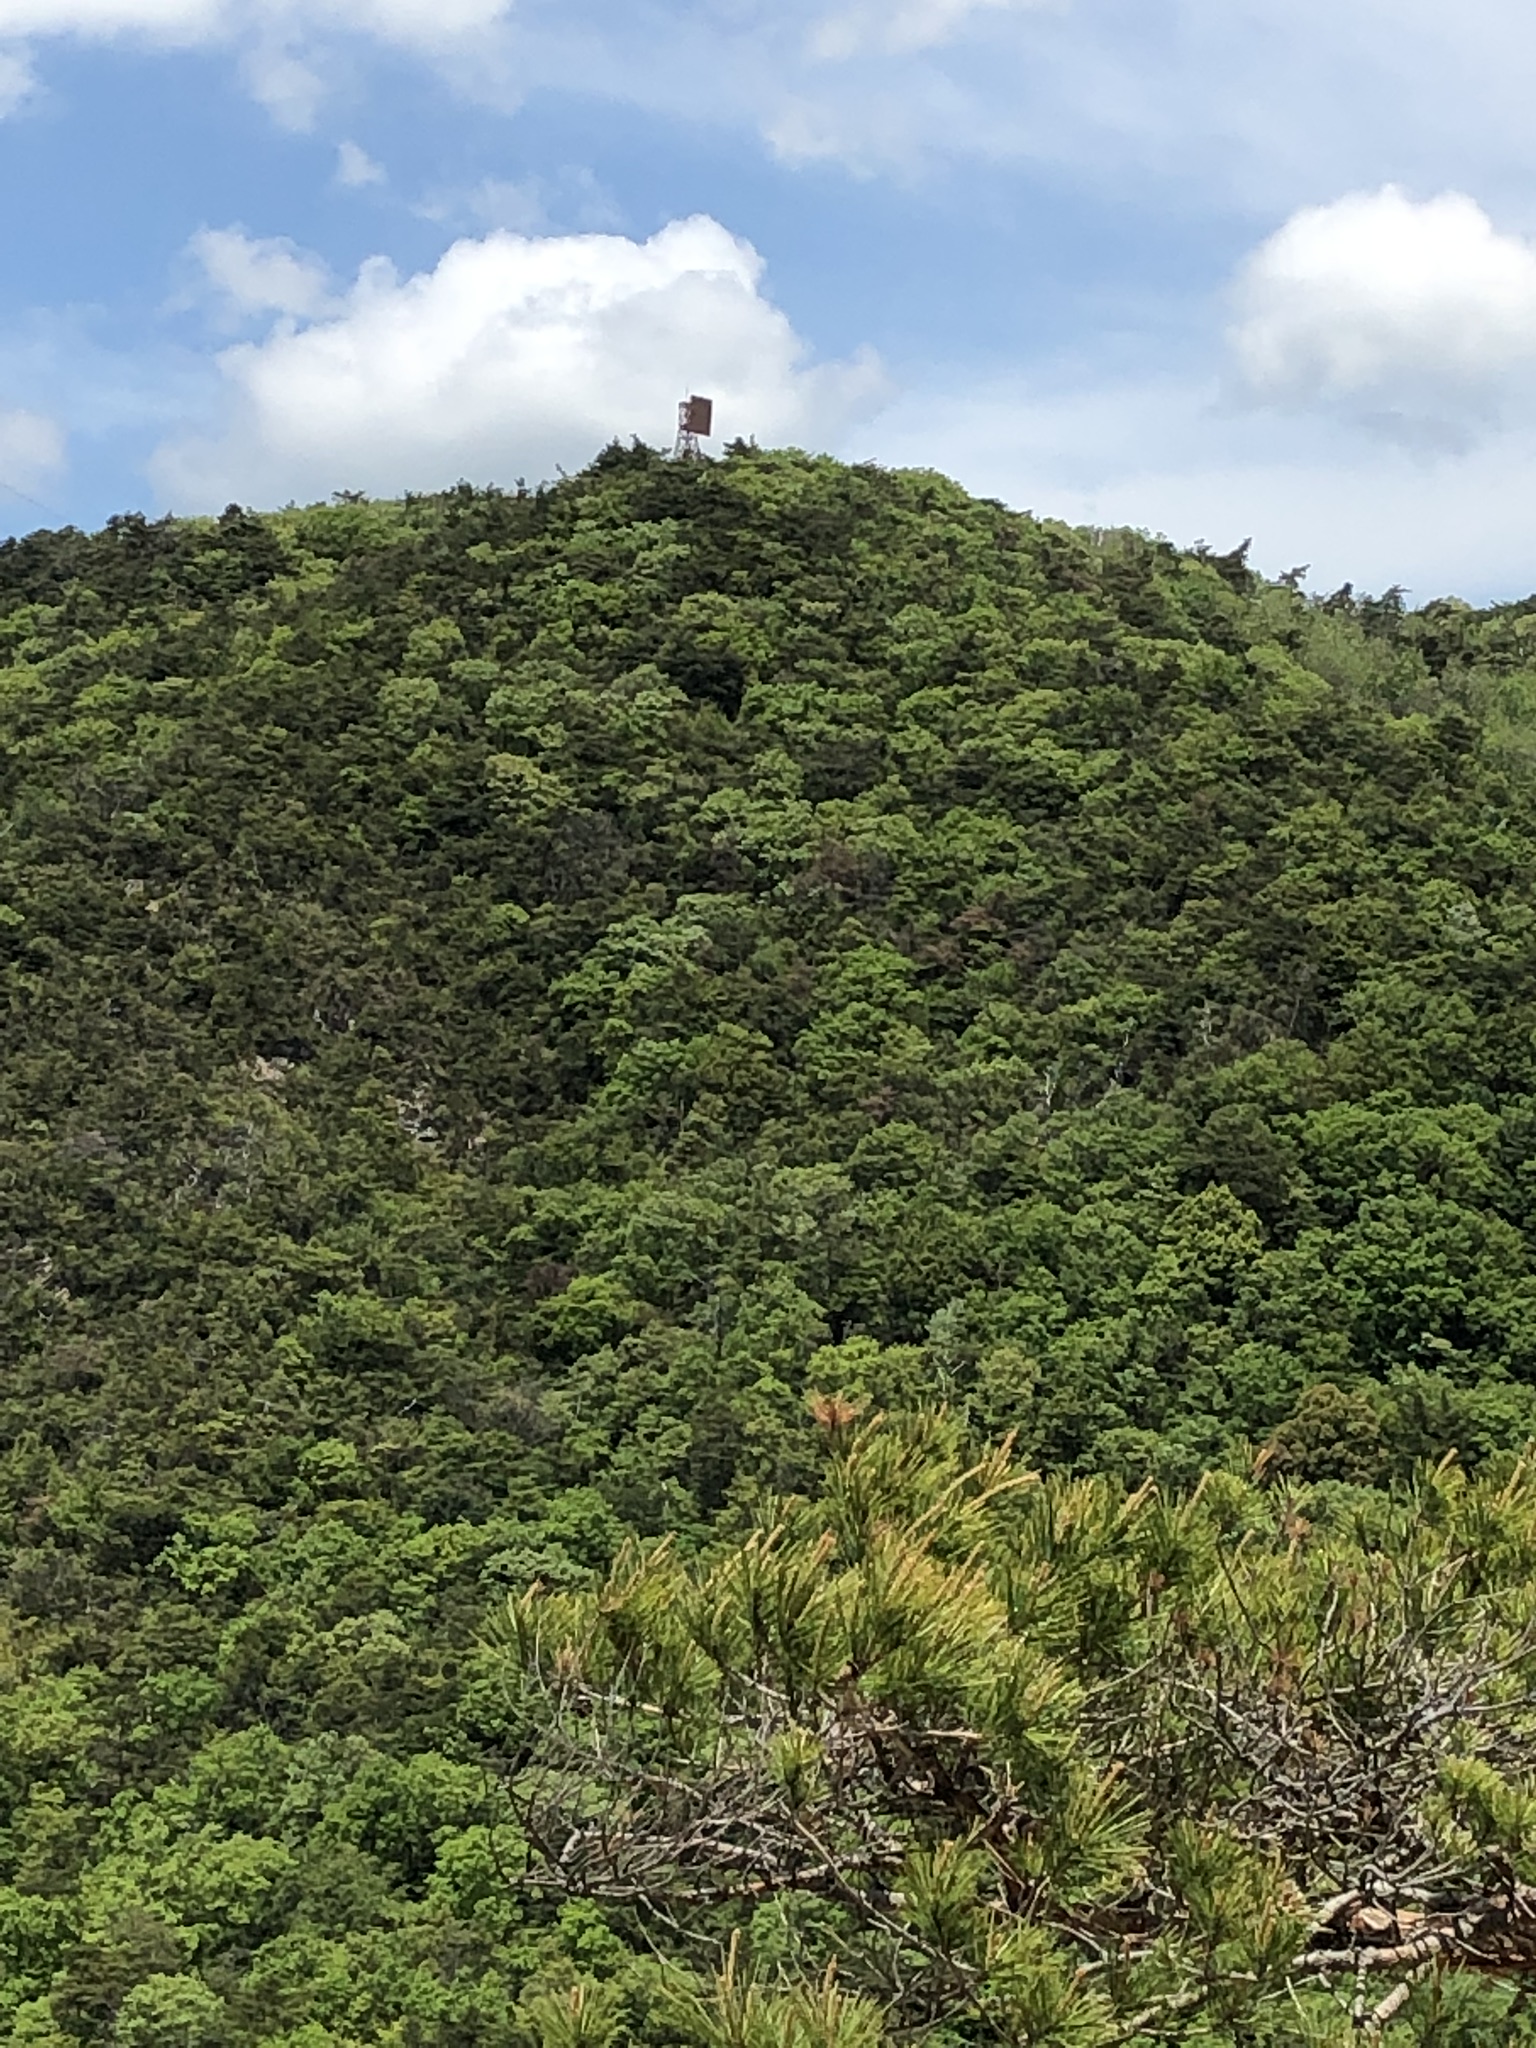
{"left": 672, "top": 394, "right": 714, "bottom": 460}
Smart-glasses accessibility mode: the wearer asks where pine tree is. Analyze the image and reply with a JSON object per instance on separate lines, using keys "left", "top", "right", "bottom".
{"left": 499, "top": 1408, "right": 1536, "bottom": 2043}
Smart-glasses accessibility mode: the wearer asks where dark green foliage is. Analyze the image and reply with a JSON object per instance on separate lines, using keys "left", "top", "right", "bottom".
{"left": 1, "top": 446, "right": 1536, "bottom": 2036}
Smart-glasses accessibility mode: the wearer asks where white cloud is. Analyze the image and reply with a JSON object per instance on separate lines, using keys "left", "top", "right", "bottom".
{"left": 859, "top": 185, "right": 1536, "bottom": 600}
{"left": 0, "top": 0, "right": 513, "bottom": 127}
{"left": 336, "top": 138, "right": 384, "bottom": 186}
{"left": 190, "top": 226, "right": 337, "bottom": 319}
{"left": 416, "top": 167, "right": 621, "bottom": 235}
{"left": 0, "top": 43, "right": 34, "bottom": 107}
{"left": 151, "top": 215, "right": 889, "bottom": 509}
{"left": 461, "top": 0, "right": 1536, "bottom": 204}
{"left": 0, "top": 408, "right": 65, "bottom": 500}
{"left": 863, "top": 353, "right": 1536, "bottom": 603}
{"left": 454, "top": 177, "right": 548, "bottom": 233}
{"left": 240, "top": 39, "right": 325, "bottom": 126}
{"left": 859, "top": 182, "right": 1536, "bottom": 599}
{"left": 0, "top": 0, "right": 506, "bottom": 38}
{"left": 1231, "top": 187, "right": 1536, "bottom": 424}
{"left": 5, "top": 0, "right": 1536, "bottom": 189}
{"left": 809, "top": 0, "right": 1052, "bottom": 61}
{"left": 0, "top": 0, "right": 215, "bottom": 34}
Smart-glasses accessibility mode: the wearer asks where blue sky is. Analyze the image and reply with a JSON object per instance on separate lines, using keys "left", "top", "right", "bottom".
{"left": 6, "top": 0, "right": 1536, "bottom": 595}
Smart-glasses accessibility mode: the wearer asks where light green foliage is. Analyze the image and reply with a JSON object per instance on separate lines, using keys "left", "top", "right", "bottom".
{"left": 110, "top": 1974, "right": 225, "bottom": 2048}
{"left": 509, "top": 1414, "right": 1536, "bottom": 2043}
{"left": 521, "top": 1977, "right": 623, "bottom": 2048}
{"left": 669, "top": 1949, "right": 886, "bottom": 2048}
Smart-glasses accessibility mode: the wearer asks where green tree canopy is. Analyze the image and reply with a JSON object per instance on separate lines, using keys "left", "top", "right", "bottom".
{"left": 0, "top": 451, "right": 1535, "bottom": 2037}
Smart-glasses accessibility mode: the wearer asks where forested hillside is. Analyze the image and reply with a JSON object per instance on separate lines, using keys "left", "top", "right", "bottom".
{"left": 5, "top": 445, "right": 1536, "bottom": 2041}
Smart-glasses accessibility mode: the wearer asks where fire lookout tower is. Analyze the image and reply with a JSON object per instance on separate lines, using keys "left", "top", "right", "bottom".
{"left": 673, "top": 394, "right": 714, "bottom": 460}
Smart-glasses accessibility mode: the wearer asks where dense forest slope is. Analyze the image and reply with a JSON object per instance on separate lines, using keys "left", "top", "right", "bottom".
{"left": 3, "top": 446, "right": 1536, "bottom": 2040}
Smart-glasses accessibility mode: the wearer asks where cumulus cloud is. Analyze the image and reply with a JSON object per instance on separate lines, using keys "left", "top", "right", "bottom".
{"left": 151, "top": 215, "right": 889, "bottom": 509}
{"left": 0, "top": 408, "right": 65, "bottom": 501}
{"left": 1231, "top": 187, "right": 1536, "bottom": 430}
{"left": 336, "top": 138, "right": 384, "bottom": 186}
{"left": 190, "top": 226, "right": 337, "bottom": 319}
{"left": 868, "top": 187, "right": 1536, "bottom": 589}
{"left": 851, "top": 180, "right": 1536, "bottom": 600}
